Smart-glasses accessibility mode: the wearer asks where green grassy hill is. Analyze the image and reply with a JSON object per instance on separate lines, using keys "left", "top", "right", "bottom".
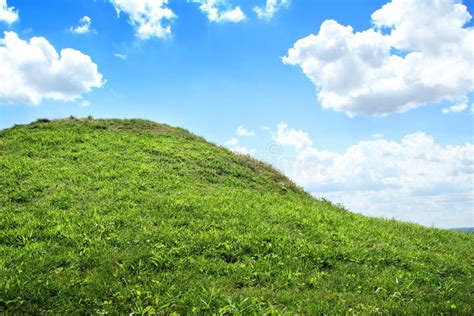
{"left": 1, "top": 118, "right": 472, "bottom": 314}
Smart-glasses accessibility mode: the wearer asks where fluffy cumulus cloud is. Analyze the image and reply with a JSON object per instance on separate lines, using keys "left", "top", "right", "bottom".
{"left": 442, "top": 103, "right": 469, "bottom": 114}
{"left": 231, "top": 145, "right": 256, "bottom": 155}
{"left": 283, "top": 0, "right": 474, "bottom": 116}
{"left": 0, "top": 0, "right": 18, "bottom": 24}
{"left": 254, "top": 0, "right": 289, "bottom": 21}
{"left": 271, "top": 123, "right": 474, "bottom": 227}
{"left": 110, "top": 0, "right": 176, "bottom": 39}
{"left": 224, "top": 137, "right": 256, "bottom": 155}
{"left": 273, "top": 122, "right": 312, "bottom": 150}
{"left": 0, "top": 32, "right": 105, "bottom": 105}
{"left": 193, "top": 0, "right": 246, "bottom": 23}
{"left": 225, "top": 137, "right": 239, "bottom": 146}
{"left": 70, "top": 16, "right": 94, "bottom": 34}
{"left": 225, "top": 127, "right": 257, "bottom": 155}
{"left": 236, "top": 125, "right": 255, "bottom": 136}
{"left": 441, "top": 96, "right": 470, "bottom": 114}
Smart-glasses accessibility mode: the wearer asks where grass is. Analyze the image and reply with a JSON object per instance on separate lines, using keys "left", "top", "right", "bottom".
{"left": 0, "top": 118, "right": 472, "bottom": 314}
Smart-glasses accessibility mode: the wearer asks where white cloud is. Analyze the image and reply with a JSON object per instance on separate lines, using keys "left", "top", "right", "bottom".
{"left": 231, "top": 145, "right": 256, "bottom": 155}
{"left": 236, "top": 125, "right": 255, "bottom": 136}
{"left": 254, "top": 0, "right": 289, "bottom": 21}
{"left": 70, "top": 16, "right": 94, "bottom": 34}
{"left": 276, "top": 126, "right": 474, "bottom": 228}
{"left": 0, "top": 0, "right": 18, "bottom": 24}
{"left": 0, "top": 31, "right": 105, "bottom": 105}
{"left": 442, "top": 103, "right": 468, "bottom": 114}
{"left": 273, "top": 121, "right": 312, "bottom": 150}
{"left": 442, "top": 96, "right": 469, "bottom": 114}
{"left": 193, "top": 0, "right": 246, "bottom": 23}
{"left": 114, "top": 53, "right": 127, "bottom": 60}
{"left": 110, "top": 0, "right": 176, "bottom": 39}
{"left": 283, "top": 0, "right": 474, "bottom": 116}
{"left": 294, "top": 132, "right": 474, "bottom": 193}
{"left": 224, "top": 137, "right": 256, "bottom": 156}
{"left": 225, "top": 137, "right": 239, "bottom": 146}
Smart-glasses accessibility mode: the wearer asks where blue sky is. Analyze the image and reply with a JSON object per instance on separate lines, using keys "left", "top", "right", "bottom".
{"left": 1, "top": 0, "right": 473, "bottom": 228}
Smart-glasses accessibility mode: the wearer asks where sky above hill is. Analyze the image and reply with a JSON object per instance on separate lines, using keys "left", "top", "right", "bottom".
{"left": 1, "top": 0, "right": 473, "bottom": 228}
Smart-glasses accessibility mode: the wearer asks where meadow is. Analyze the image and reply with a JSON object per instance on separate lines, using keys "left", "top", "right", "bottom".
{"left": 1, "top": 118, "right": 472, "bottom": 314}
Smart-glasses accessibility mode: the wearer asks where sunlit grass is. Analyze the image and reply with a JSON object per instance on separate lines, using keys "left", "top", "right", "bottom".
{"left": 0, "top": 118, "right": 472, "bottom": 314}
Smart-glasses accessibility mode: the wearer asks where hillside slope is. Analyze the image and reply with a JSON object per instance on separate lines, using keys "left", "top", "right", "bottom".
{"left": 1, "top": 118, "right": 472, "bottom": 314}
